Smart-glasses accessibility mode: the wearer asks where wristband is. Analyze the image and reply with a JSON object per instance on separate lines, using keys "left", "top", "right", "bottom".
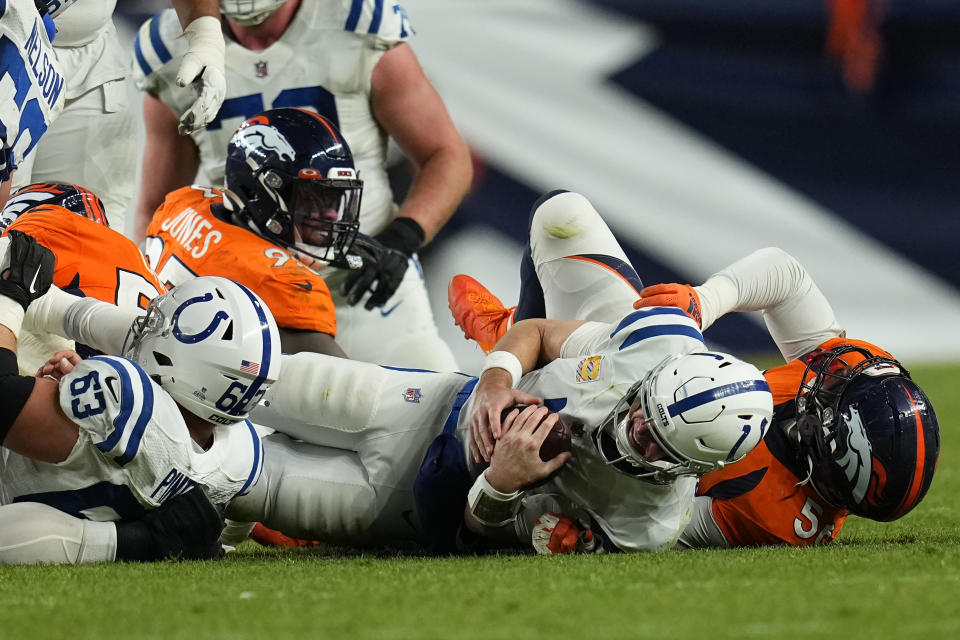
{"left": 0, "top": 296, "right": 25, "bottom": 338}
{"left": 481, "top": 350, "right": 522, "bottom": 388}
{"left": 467, "top": 470, "right": 522, "bottom": 528}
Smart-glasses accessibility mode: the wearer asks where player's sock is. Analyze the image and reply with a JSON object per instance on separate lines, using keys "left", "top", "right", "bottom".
{"left": 447, "top": 275, "right": 515, "bottom": 353}
{"left": 249, "top": 523, "right": 321, "bottom": 548}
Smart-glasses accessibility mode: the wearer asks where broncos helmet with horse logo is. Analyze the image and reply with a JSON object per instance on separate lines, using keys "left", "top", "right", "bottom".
{"left": 223, "top": 108, "right": 363, "bottom": 271}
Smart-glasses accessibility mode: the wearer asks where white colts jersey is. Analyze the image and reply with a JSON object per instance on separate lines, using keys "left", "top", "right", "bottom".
{"left": 0, "top": 356, "right": 263, "bottom": 521}
{"left": 460, "top": 307, "right": 708, "bottom": 552}
{"left": 0, "top": 0, "right": 64, "bottom": 180}
{"left": 133, "top": 0, "right": 413, "bottom": 235}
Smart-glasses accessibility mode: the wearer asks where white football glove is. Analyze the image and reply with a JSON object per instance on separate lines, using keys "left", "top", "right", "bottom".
{"left": 175, "top": 16, "right": 227, "bottom": 135}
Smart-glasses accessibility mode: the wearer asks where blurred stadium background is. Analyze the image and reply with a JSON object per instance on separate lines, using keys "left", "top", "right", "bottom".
{"left": 115, "top": 0, "right": 960, "bottom": 374}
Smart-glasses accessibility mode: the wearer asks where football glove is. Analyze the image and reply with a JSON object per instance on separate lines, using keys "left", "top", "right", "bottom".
{"left": 635, "top": 283, "right": 702, "bottom": 327}
{"left": 531, "top": 512, "right": 599, "bottom": 555}
{"left": 0, "top": 230, "right": 55, "bottom": 311}
{"left": 115, "top": 487, "right": 225, "bottom": 562}
{"left": 175, "top": 16, "right": 227, "bottom": 135}
{"left": 342, "top": 218, "right": 424, "bottom": 310}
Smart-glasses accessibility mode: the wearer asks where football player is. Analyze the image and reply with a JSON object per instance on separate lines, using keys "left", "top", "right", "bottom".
{"left": 141, "top": 108, "right": 355, "bottom": 358}
{"left": 0, "top": 0, "right": 64, "bottom": 207}
{"left": 10, "top": 1, "right": 229, "bottom": 229}
{"left": 223, "top": 190, "right": 773, "bottom": 554}
{"left": 635, "top": 251, "right": 940, "bottom": 548}
{"left": 0, "top": 231, "right": 282, "bottom": 564}
{"left": 450, "top": 239, "right": 940, "bottom": 549}
{"left": 132, "top": 0, "right": 471, "bottom": 370}
{"left": 0, "top": 182, "right": 164, "bottom": 374}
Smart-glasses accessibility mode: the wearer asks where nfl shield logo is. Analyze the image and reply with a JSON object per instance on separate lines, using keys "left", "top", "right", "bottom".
{"left": 255, "top": 61, "right": 269, "bottom": 77}
{"left": 576, "top": 355, "right": 602, "bottom": 383}
{"left": 403, "top": 388, "right": 423, "bottom": 403}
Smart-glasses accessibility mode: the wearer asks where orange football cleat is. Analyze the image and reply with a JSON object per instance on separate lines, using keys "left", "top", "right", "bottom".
{"left": 249, "top": 523, "right": 322, "bottom": 548}
{"left": 448, "top": 275, "right": 515, "bottom": 353}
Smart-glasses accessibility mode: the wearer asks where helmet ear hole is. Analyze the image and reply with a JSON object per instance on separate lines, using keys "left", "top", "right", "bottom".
{"left": 153, "top": 352, "right": 172, "bottom": 367}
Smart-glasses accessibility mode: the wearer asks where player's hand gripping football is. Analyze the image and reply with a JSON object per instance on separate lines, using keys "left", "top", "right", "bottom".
{"left": 175, "top": 16, "right": 227, "bottom": 135}
{"left": 634, "top": 283, "right": 702, "bottom": 327}
{"left": 485, "top": 405, "right": 571, "bottom": 494}
{"left": 469, "top": 370, "right": 543, "bottom": 464}
{"left": 531, "top": 512, "right": 599, "bottom": 555}
{"left": 0, "top": 230, "right": 55, "bottom": 311}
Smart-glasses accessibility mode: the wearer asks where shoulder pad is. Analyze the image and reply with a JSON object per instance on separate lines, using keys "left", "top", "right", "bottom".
{"left": 341, "top": 0, "right": 413, "bottom": 43}
{"left": 59, "top": 356, "right": 179, "bottom": 467}
{"left": 131, "top": 9, "right": 186, "bottom": 90}
{"left": 608, "top": 307, "right": 704, "bottom": 352}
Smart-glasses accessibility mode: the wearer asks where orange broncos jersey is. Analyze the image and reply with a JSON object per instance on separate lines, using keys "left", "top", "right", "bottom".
{"left": 697, "top": 337, "right": 895, "bottom": 547}
{"left": 143, "top": 186, "right": 336, "bottom": 336}
{"left": 4, "top": 204, "right": 164, "bottom": 308}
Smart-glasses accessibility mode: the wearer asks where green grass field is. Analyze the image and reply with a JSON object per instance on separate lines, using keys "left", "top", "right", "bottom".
{"left": 1, "top": 364, "right": 957, "bottom": 640}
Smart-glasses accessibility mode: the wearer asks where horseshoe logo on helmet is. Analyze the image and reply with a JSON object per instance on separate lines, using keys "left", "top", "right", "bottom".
{"left": 172, "top": 293, "right": 230, "bottom": 344}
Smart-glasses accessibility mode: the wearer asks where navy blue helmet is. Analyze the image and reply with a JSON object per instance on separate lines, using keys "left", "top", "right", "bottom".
{"left": 224, "top": 108, "right": 362, "bottom": 270}
{"left": 794, "top": 345, "right": 940, "bottom": 521}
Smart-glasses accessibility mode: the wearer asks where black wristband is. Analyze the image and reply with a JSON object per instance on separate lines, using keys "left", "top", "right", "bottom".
{"left": 0, "top": 348, "right": 37, "bottom": 445}
{"left": 375, "top": 217, "right": 425, "bottom": 257}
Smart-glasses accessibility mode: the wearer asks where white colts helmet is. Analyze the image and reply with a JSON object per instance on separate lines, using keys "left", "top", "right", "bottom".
{"left": 123, "top": 276, "right": 281, "bottom": 425}
{"left": 594, "top": 351, "right": 773, "bottom": 483}
{"left": 220, "top": 0, "right": 290, "bottom": 26}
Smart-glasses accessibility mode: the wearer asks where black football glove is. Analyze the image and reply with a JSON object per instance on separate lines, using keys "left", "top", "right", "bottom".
{"left": 341, "top": 217, "right": 424, "bottom": 310}
{"left": 115, "top": 487, "right": 226, "bottom": 562}
{"left": 0, "top": 229, "right": 55, "bottom": 311}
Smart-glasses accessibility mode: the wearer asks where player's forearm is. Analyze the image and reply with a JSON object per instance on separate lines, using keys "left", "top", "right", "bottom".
{"left": 695, "top": 247, "right": 843, "bottom": 360}
{"left": 170, "top": 0, "right": 221, "bottom": 28}
{"left": 23, "top": 288, "right": 140, "bottom": 356}
{"left": 396, "top": 145, "right": 472, "bottom": 243}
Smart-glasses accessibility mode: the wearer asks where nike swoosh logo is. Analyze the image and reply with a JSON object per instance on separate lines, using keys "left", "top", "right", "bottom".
{"left": 27, "top": 265, "right": 42, "bottom": 294}
{"left": 380, "top": 302, "right": 401, "bottom": 317}
{"left": 292, "top": 281, "right": 313, "bottom": 291}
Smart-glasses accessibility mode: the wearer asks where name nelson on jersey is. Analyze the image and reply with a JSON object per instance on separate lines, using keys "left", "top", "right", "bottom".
{"left": 22, "top": 19, "right": 63, "bottom": 109}
{"left": 161, "top": 206, "right": 222, "bottom": 258}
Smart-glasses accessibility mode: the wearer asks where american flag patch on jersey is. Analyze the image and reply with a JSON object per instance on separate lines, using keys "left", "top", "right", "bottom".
{"left": 240, "top": 360, "right": 260, "bottom": 375}
{"left": 403, "top": 388, "right": 423, "bottom": 403}
{"left": 576, "top": 355, "right": 602, "bottom": 383}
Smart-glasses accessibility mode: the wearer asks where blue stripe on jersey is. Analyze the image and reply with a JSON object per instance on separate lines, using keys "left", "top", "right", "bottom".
{"left": 442, "top": 377, "right": 479, "bottom": 435}
{"left": 609, "top": 307, "right": 690, "bottom": 338}
{"left": 667, "top": 379, "right": 772, "bottom": 417}
{"left": 114, "top": 365, "right": 155, "bottom": 466}
{"left": 237, "top": 420, "right": 262, "bottom": 496}
{"left": 94, "top": 358, "right": 136, "bottom": 455}
{"left": 91, "top": 357, "right": 155, "bottom": 466}
{"left": 345, "top": 0, "right": 363, "bottom": 31}
{"left": 149, "top": 14, "right": 172, "bottom": 64}
{"left": 369, "top": 0, "right": 384, "bottom": 34}
{"left": 133, "top": 32, "right": 153, "bottom": 78}
{"left": 619, "top": 324, "right": 704, "bottom": 351}
{"left": 230, "top": 285, "right": 274, "bottom": 416}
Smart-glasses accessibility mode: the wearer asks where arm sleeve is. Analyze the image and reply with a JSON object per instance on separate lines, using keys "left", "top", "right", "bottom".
{"left": 23, "top": 287, "right": 141, "bottom": 356}
{"left": 694, "top": 247, "right": 844, "bottom": 361}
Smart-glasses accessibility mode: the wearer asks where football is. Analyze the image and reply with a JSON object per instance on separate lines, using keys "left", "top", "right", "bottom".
{"left": 500, "top": 404, "right": 573, "bottom": 461}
